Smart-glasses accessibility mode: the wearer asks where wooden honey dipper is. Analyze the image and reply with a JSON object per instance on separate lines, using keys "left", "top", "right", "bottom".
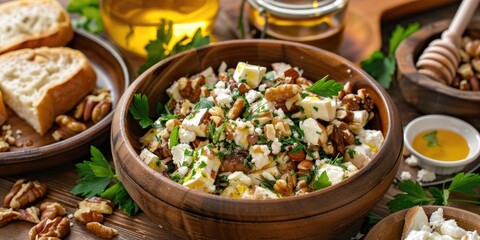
{"left": 417, "top": 0, "right": 480, "bottom": 85}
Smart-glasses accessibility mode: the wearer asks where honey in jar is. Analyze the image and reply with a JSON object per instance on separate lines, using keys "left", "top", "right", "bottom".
{"left": 100, "top": 0, "right": 219, "bottom": 57}
{"left": 247, "top": 0, "right": 348, "bottom": 52}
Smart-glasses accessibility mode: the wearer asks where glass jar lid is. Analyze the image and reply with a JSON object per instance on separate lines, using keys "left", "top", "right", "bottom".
{"left": 247, "top": 0, "right": 348, "bottom": 19}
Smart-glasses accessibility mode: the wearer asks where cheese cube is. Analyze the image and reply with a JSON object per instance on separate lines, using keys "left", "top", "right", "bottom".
{"left": 182, "top": 108, "right": 208, "bottom": 137}
{"left": 357, "top": 129, "right": 384, "bottom": 153}
{"left": 233, "top": 62, "right": 266, "bottom": 88}
{"left": 140, "top": 149, "right": 166, "bottom": 173}
{"left": 183, "top": 155, "right": 221, "bottom": 193}
{"left": 352, "top": 110, "right": 369, "bottom": 129}
{"left": 200, "top": 66, "right": 218, "bottom": 85}
{"left": 220, "top": 171, "right": 253, "bottom": 199}
{"left": 179, "top": 127, "right": 196, "bottom": 143}
{"left": 248, "top": 166, "right": 281, "bottom": 186}
{"left": 299, "top": 118, "right": 327, "bottom": 146}
{"left": 344, "top": 144, "right": 373, "bottom": 169}
{"left": 166, "top": 81, "right": 182, "bottom": 101}
{"left": 300, "top": 96, "right": 337, "bottom": 122}
{"left": 251, "top": 186, "right": 279, "bottom": 199}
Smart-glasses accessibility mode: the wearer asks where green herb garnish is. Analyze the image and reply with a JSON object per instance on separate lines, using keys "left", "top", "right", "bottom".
{"left": 170, "top": 126, "right": 180, "bottom": 148}
{"left": 128, "top": 93, "right": 154, "bottom": 129}
{"left": 194, "top": 97, "right": 215, "bottom": 110}
{"left": 423, "top": 130, "right": 439, "bottom": 148}
{"left": 387, "top": 173, "right": 480, "bottom": 213}
{"left": 312, "top": 171, "right": 332, "bottom": 190}
{"left": 361, "top": 23, "right": 420, "bottom": 89}
{"left": 67, "top": 0, "right": 103, "bottom": 33}
{"left": 306, "top": 75, "right": 343, "bottom": 98}
{"left": 71, "top": 146, "right": 139, "bottom": 216}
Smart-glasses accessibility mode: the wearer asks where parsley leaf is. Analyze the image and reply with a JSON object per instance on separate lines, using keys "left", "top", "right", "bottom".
{"left": 361, "top": 23, "right": 420, "bottom": 89}
{"left": 194, "top": 97, "right": 215, "bottom": 110}
{"left": 387, "top": 173, "right": 480, "bottom": 213}
{"left": 67, "top": 0, "right": 103, "bottom": 33}
{"left": 423, "top": 130, "right": 439, "bottom": 148}
{"left": 169, "top": 126, "right": 180, "bottom": 148}
{"left": 306, "top": 75, "right": 343, "bottom": 98}
{"left": 312, "top": 171, "right": 332, "bottom": 190}
{"left": 71, "top": 146, "right": 140, "bottom": 216}
{"left": 139, "top": 20, "right": 210, "bottom": 74}
{"left": 129, "top": 93, "right": 154, "bottom": 128}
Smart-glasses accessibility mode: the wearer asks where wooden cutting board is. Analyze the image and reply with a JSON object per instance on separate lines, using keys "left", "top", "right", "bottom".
{"left": 341, "top": 0, "right": 459, "bottom": 62}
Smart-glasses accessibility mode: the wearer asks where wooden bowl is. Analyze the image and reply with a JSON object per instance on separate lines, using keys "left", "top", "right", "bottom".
{"left": 396, "top": 19, "right": 480, "bottom": 117}
{"left": 365, "top": 206, "right": 480, "bottom": 240}
{"left": 111, "top": 40, "right": 403, "bottom": 239}
{"left": 0, "top": 30, "right": 130, "bottom": 175}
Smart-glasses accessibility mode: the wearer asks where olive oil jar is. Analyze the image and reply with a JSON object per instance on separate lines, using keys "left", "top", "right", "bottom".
{"left": 100, "top": 0, "right": 219, "bottom": 57}
{"left": 247, "top": 0, "right": 348, "bottom": 52}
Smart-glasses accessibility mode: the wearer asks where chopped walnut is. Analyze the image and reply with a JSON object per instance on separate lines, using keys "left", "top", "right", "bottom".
{"left": 40, "top": 202, "right": 66, "bottom": 220}
{"left": 18, "top": 206, "right": 40, "bottom": 223}
{"left": 264, "top": 84, "right": 302, "bottom": 102}
{"left": 3, "top": 179, "right": 47, "bottom": 209}
{"left": 29, "top": 216, "right": 70, "bottom": 240}
{"left": 86, "top": 222, "right": 118, "bottom": 239}
{"left": 78, "top": 197, "right": 113, "bottom": 215}
{"left": 227, "top": 98, "right": 245, "bottom": 120}
{"left": 74, "top": 207, "right": 104, "bottom": 224}
{"left": 0, "top": 208, "right": 21, "bottom": 227}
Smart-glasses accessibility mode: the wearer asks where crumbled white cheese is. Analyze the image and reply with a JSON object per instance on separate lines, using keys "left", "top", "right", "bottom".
{"left": 171, "top": 144, "right": 193, "bottom": 168}
{"left": 215, "top": 80, "right": 226, "bottom": 89}
{"left": 245, "top": 89, "right": 260, "bottom": 104}
{"left": 212, "top": 88, "right": 233, "bottom": 108}
{"left": 274, "top": 108, "right": 286, "bottom": 119}
{"left": 250, "top": 145, "right": 271, "bottom": 170}
{"left": 344, "top": 144, "right": 373, "bottom": 169}
{"left": 233, "top": 121, "right": 255, "bottom": 149}
{"left": 316, "top": 163, "right": 345, "bottom": 185}
{"left": 440, "top": 220, "right": 467, "bottom": 238}
{"left": 357, "top": 129, "right": 384, "bottom": 153}
{"left": 300, "top": 96, "right": 337, "bottom": 122}
{"left": 221, "top": 171, "right": 253, "bottom": 199}
{"left": 178, "top": 166, "right": 189, "bottom": 177}
{"left": 352, "top": 110, "right": 369, "bottom": 129}
{"left": 179, "top": 127, "right": 196, "bottom": 143}
{"left": 271, "top": 138, "right": 281, "bottom": 154}
{"left": 400, "top": 171, "right": 412, "bottom": 180}
{"left": 258, "top": 83, "right": 267, "bottom": 92}
{"left": 251, "top": 186, "right": 279, "bottom": 200}
{"left": 233, "top": 62, "right": 267, "bottom": 88}
{"left": 299, "top": 118, "right": 327, "bottom": 146}
{"left": 183, "top": 155, "right": 221, "bottom": 193}
{"left": 417, "top": 169, "right": 436, "bottom": 182}
{"left": 405, "top": 155, "right": 419, "bottom": 167}
{"left": 248, "top": 166, "right": 281, "bottom": 186}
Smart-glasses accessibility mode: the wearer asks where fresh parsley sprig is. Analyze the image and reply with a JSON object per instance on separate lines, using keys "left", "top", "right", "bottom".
{"left": 361, "top": 23, "right": 420, "bottom": 89}
{"left": 71, "top": 146, "right": 140, "bottom": 216}
{"left": 387, "top": 173, "right": 480, "bottom": 213}
{"left": 129, "top": 93, "right": 154, "bottom": 129}
{"left": 67, "top": 0, "right": 103, "bottom": 33}
{"left": 138, "top": 19, "right": 210, "bottom": 74}
{"left": 306, "top": 75, "right": 344, "bottom": 98}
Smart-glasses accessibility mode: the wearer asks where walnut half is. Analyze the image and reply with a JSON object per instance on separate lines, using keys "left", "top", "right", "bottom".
{"left": 29, "top": 216, "right": 70, "bottom": 240}
{"left": 3, "top": 179, "right": 47, "bottom": 209}
{"left": 86, "top": 222, "right": 118, "bottom": 239}
{"left": 0, "top": 208, "right": 21, "bottom": 227}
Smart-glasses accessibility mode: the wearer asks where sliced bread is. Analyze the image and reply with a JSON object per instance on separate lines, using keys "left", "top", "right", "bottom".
{"left": 0, "top": 0, "right": 73, "bottom": 54}
{"left": 0, "top": 47, "right": 96, "bottom": 135}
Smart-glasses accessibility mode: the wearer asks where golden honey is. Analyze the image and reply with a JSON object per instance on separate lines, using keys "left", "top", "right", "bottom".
{"left": 100, "top": 0, "right": 219, "bottom": 57}
{"left": 247, "top": 0, "right": 348, "bottom": 52}
{"left": 413, "top": 129, "right": 469, "bottom": 161}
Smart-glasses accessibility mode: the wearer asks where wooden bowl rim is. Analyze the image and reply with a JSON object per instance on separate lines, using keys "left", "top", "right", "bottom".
{"left": 396, "top": 18, "right": 480, "bottom": 101}
{"left": 0, "top": 30, "right": 130, "bottom": 163}
{"left": 113, "top": 39, "right": 401, "bottom": 205}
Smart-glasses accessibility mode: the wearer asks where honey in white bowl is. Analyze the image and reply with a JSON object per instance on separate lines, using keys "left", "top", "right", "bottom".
{"left": 412, "top": 129, "right": 469, "bottom": 161}
{"left": 100, "top": 0, "right": 219, "bottom": 57}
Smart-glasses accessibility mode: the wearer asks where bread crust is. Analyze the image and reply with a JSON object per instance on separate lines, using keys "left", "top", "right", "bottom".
{"left": 0, "top": 47, "right": 96, "bottom": 135}
{"left": 0, "top": 0, "right": 73, "bottom": 55}
{"left": 402, "top": 206, "right": 429, "bottom": 240}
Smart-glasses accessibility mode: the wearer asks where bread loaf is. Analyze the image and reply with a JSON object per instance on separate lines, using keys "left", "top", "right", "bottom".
{"left": 0, "top": 0, "right": 73, "bottom": 55}
{"left": 0, "top": 47, "right": 96, "bottom": 135}
{"left": 0, "top": 91, "right": 7, "bottom": 126}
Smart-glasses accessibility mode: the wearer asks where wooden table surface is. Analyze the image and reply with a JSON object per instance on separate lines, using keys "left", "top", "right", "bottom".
{"left": 1, "top": 0, "right": 479, "bottom": 239}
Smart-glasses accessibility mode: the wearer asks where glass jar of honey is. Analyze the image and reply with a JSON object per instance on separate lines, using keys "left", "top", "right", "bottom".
{"left": 247, "top": 0, "right": 348, "bottom": 52}
{"left": 100, "top": 0, "right": 219, "bottom": 57}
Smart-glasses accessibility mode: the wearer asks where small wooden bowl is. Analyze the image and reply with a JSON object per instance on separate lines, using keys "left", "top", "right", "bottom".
{"left": 396, "top": 19, "right": 480, "bottom": 117}
{"left": 0, "top": 30, "right": 130, "bottom": 175}
{"left": 365, "top": 205, "right": 480, "bottom": 240}
{"left": 111, "top": 40, "right": 403, "bottom": 239}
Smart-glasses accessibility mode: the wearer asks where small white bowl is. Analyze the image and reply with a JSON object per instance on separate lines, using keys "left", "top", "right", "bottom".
{"left": 404, "top": 114, "right": 480, "bottom": 175}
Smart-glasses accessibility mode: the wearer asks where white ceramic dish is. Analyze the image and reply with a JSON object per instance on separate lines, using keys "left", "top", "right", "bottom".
{"left": 404, "top": 114, "right": 480, "bottom": 175}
